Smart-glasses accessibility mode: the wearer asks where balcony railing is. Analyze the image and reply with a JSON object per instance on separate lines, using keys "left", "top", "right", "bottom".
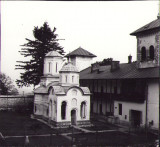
{"left": 91, "top": 92, "right": 145, "bottom": 103}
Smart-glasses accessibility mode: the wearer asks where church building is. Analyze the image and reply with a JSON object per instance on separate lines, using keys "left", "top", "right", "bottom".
{"left": 34, "top": 51, "right": 91, "bottom": 127}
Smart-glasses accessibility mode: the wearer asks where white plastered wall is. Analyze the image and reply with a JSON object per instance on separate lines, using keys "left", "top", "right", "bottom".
{"left": 114, "top": 101, "right": 146, "bottom": 126}
{"left": 56, "top": 88, "right": 90, "bottom": 122}
{"left": 147, "top": 79, "right": 159, "bottom": 129}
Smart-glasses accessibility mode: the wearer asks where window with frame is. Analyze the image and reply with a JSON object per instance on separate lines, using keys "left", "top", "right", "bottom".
{"left": 56, "top": 62, "right": 58, "bottom": 73}
{"left": 149, "top": 45, "right": 154, "bottom": 60}
{"left": 119, "top": 103, "right": 122, "bottom": 115}
{"left": 48, "top": 62, "right": 52, "bottom": 73}
{"left": 72, "top": 76, "right": 74, "bottom": 83}
{"left": 141, "top": 47, "right": 146, "bottom": 61}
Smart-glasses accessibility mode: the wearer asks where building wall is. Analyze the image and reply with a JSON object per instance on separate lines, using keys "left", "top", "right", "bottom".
{"left": 137, "top": 31, "right": 160, "bottom": 68}
{"left": 0, "top": 95, "right": 33, "bottom": 110}
{"left": 44, "top": 57, "right": 63, "bottom": 75}
{"left": 147, "top": 79, "right": 159, "bottom": 129}
{"left": 60, "top": 72, "right": 79, "bottom": 86}
{"left": 56, "top": 88, "right": 90, "bottom": 123}
{"left": 71, "top": 56, "right": 93, "bottom": 71}
{"left": 34, "top": 94, "right": 48, "bottom": 116}
{"left": 113, "top": 79, "right": 159, "bottom": 130}
{"left": 114, "top": 101, "right": 146, "bottom": 126}
{"left": 81, "top": 79, "right": 122, "bottom": 115}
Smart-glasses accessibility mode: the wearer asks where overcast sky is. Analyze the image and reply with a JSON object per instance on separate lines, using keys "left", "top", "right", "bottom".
{"left": 1, "top": 1, "right": 159, "bottom": 94}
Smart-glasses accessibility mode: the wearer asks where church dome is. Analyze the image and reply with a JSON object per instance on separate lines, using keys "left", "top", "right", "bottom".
{"left": 45, "top": 51, "right": 62, "bottom": 57}
{"left": 60, "top": 62, "right": 79, "bottom": 73}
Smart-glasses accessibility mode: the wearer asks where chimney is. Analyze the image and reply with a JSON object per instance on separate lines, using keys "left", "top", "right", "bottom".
{"left": 111, "top": 61, "right": 120, "bottom": 72}
{"left": 91, "top": 62, "right": 100, "bottom": 73}
{"left": 128, "top": 55, "right": 132, "bottom": 63}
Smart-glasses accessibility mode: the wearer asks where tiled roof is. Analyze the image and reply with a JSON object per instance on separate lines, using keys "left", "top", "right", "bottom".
{"left": 80, "top": 62, "right": 159, "bottom": 80}
{"left": 65, "top": 47, "right": 97, "bottom": 57}
{"left": 45, "top": 51, "right": 62, "bottom": 57}
{"left": 60, "top": 62, "right": 79, "bottom": 73}
{"left": 130, "top": 18, "right": 160, "bottom": 36}
{"left": 34, "top": 84, "right": 90, "bottom": 95}
{"left": 34, "top": 86, "right": 48, "bottom": 94}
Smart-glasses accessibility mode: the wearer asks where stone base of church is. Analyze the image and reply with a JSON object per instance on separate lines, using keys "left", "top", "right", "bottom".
{"left": 32, "top": 114, "right": 91, "bottom": 128}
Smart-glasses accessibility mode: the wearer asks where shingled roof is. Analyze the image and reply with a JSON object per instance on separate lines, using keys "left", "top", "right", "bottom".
{"left": 65, "top": 47, "right": 97, "bottom": 58}
{"left": 130, "top": 17, "right": 160, "bottom": 36}
{"left": 59, "top": 62, "right": 79, "bottom": 73}
{"left": 80, "top": 62, "right": 159, "bottom": 80}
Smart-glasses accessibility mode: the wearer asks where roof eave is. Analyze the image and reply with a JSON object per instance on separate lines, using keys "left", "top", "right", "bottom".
{"left": 130, "top": 27, "right": 160, "bottom": 36}
{"left": 65, "top": 54, "right": 97, "bottom": 58}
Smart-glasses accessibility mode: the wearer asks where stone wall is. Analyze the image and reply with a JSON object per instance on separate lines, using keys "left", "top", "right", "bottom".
{"left": 0, "top": 95, "right": 34, "bottom": 110}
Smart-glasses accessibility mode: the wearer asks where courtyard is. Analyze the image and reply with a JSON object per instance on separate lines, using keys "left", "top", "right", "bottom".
{"left": 0, "top": 111, "right": 158, "bottom": 146}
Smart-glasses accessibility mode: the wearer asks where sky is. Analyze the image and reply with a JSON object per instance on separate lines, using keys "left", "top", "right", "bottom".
{"left": 1, "top": 1, "right": 159, "bottom": 94}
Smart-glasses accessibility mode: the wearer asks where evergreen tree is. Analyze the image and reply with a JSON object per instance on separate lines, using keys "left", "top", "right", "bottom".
{"left": 15, "top": 22, "right": 65, "bottom": 87}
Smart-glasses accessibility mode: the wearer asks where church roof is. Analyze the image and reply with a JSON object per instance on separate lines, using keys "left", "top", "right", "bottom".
{"left": 59, "top": 62, "right": 79, "bottom": 73}
{"left": 130, "top": 17, "right": 160, "bottom": 36}
{"left": 34, "top": 86, "right": 48, "bottom": 94}
{"left": 65, "top": 47, "right": 97, "bottom": 58}
{"left": 80, "top": 62, "right": 159, "bottom": 80}
{"left": 34, "top": 84, "right": 90, "bottom": 95}
{"left": 45, "top": 51, "right": 62, "bottom": 57}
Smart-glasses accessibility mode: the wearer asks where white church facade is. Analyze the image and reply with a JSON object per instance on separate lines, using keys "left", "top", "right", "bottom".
{"left": 34, "top": 50, "right": 91, "bottom": 127}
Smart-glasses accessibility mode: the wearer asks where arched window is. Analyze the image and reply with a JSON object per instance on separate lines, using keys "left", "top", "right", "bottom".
{"left": 48, "top": 62, "right": 52, "bottom": 73}
{"left": 48, "top": 87, "right": 54, "bottom": 95}
{"left": 65, "top": 75, "right": 67, "bottom": 83}
{"left": 61, "top": 101, "right": 67, "bottom": 120}
{"left": 149, "top": 45, "right": 154, "bottom": 60}
{"left": 141, "top": 47, "right": 146, "bottom": 61}
{"left": 80, "top": 101, "right": 87, "bottom": 119}
{"left": 56, "top": 62, "right": 58, "bottom": 73}
{"left": 72, "top": 98, "right": 77, "bottom": 106}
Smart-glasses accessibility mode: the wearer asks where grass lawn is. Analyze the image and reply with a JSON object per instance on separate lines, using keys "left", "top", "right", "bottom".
{"left": 82, "top": 120, "right": 119, "bottom": 131}
{"left": 70, "top": 131, "right": 157, "bottom": 146}
{"left": 0, "top": 111, "right": 81, "bottom": 136}
{"left": 5, "top": 135, "right": 71, "bottom": 146}
{"left": 0, "top": 111, "right": 53, "bottom": 136}
{"left": 0, "top": 111, "right": 158, "bottom": 146}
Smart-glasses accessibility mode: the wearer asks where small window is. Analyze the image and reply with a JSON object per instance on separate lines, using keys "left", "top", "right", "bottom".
{"left": 72, "top": 76, "right": 74, "bottom": 83}
{"left": 141, "top": 47, "right": 146, "bottom": 61}
{"left": 56, "top": 62, "right": 58, "bottom": 73}
{"left": 48, "top": 62, "right": 52, "bottom": 73}
{"left": 119, "top": 104, "right": 122, "bottom": 115}
{"left": 149, "top": 45, "right": 154, "bottom": 60}
{"left": 65, "top": 75, "right": 67, "bottom": 83}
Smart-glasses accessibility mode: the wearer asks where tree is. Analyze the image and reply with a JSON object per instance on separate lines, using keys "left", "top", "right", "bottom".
{"left": 15, "top": 22, "right": 65, "bottom": 87}
{"left": 0, "top": 73, "right": 19, "bottom": 95}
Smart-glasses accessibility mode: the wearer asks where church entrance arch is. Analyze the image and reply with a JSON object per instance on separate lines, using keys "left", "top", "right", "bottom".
{"left": 71, "top": 109, "right": 77, "bottom": 125}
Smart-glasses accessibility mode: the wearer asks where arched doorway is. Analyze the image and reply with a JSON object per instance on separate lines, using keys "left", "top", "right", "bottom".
{"left": 71, "top": 109, "right": 77, "bottom": 125}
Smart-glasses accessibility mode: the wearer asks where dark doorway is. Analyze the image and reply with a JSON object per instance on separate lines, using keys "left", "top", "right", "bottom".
{"left": 71, "top": 109, "right": 76, "bottom": 125}
{"left": 130, "top": 110, "right": 142, "bottom": 127}
{"left": 100, "top": 104, "right": 102, "bottom": 114}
